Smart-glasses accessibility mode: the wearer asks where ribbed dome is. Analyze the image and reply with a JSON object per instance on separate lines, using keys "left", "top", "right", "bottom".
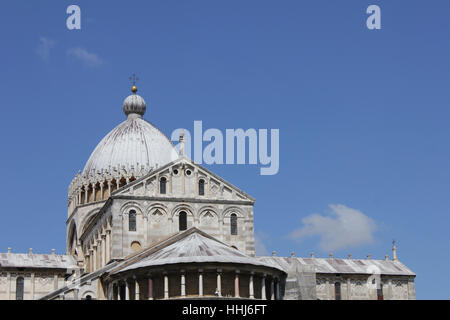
{"left": 82, "top": 117, "right": 179, "bottom": 176}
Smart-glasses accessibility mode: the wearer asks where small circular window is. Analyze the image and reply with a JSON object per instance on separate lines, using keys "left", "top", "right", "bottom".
{"left": 173, "top": 169, "right": 179, "bottom": 175}
{"left": 186, "top": 170, "right": 192, "bottom": 176}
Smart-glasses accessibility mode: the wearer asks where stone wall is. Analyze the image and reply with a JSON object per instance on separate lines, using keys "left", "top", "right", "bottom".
{"left": 110, "top": 198, "right": 255, "bottom": 261}
{"left": 74, "top": 161, "right": 257, "bottom": 273}
{"left": 314, "top": 274, "right": 415, "bottom": 300}
{"left": 0, "top": 270, "right": 66, "bottom": 300}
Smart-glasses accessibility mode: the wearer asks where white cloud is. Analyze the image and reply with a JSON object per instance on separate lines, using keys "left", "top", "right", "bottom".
{"left": 67, "top": 47, "right": 103, "bottom": 67}
{"left": 36, "top": 37, "right": 55, "bottom": 61}
{"left": 288, "top": 204, "right": 377, "bottom": 252}
{"left": 254, "top": 231, "right": 270, "bottom": 256}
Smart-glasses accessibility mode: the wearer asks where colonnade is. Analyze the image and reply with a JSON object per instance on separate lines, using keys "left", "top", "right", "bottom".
{"left": 84, "top": 221, "right": 112, "bottom": 272}
{"left": 108, "top": 269, "right": 282, "bottom": 300}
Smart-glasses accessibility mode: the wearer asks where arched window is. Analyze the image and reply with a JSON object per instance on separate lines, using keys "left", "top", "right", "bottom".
{"left": 179, "top": 211, "right": 187, "bottom": 231}
{"left": 230, "top": 213, "right": 238, "bottom": 235}
{"left": 129, "top": 210, "right": 136, "bottom": 231}
{"left": 16, "top": 277, "right": 24, "bottom": 300}
{"left": 198, "top": 179, "right": 205, "bottom": 196}
{"left": 334, "top": 282, "right": 341, "bottom": 300}
{"left": 160, "top": 177, "right": 167, "bottom": 194}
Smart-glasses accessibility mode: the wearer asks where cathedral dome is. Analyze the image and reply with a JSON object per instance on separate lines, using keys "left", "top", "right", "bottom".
{"left": 68, "top": 85, "right": 179, "bottom": 207}
{"left": 82, "top": 86, "right": 178, "bottom": 176}
{"left": 82, "top": 116, "right": 178, "bottom": 176}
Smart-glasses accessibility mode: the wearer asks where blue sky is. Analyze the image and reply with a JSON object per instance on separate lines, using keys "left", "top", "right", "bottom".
{"left": 0, "top": 0, "right": 449, "bottom": 299}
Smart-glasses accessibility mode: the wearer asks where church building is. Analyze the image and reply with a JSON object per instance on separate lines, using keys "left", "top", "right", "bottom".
{"left": 0, "top": 85, "right": 416, "bottom": 300}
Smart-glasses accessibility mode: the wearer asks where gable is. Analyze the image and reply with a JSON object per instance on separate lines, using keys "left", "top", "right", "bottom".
{"left": 112, "top": 157, "right": 255, "bottom": 203}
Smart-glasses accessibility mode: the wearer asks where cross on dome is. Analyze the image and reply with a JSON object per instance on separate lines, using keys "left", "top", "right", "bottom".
{"left": 123, "top": 74, "right": 146, "bottom": 117}
{"left": 129, "top": 73, "right": 139, "bottom": 93}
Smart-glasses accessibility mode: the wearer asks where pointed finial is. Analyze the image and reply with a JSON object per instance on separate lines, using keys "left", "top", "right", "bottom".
{"left": 392, "top": 239, "right": 398, "bottom": 261}
{"left": 311, "top": 252, "right": 315, "bottom": 258}
{"left": 179, "top": 130, "right": 185, "bottom": 156}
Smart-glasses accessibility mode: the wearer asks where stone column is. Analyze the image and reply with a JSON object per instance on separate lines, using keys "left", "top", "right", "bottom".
{"left": 270, "top": 278, "right": 274, "bottom": 300}
{"left": 83, "top": 185, "right": 88, "bottom": 204}
{"left": 88, "top": 249, "right": 92, "bottom": 272}
{"left": 181, "top": 270, "right": 186, "bottom": 297}
{"left": 327, "top": 279, "right": 333, "bottom": 299}
{"left": 101, "top": 234, "right": 106, "bottom": 267}
{"left": 148, "top": 276, "right": 154, "bottom": 300}
{"left": 388, "top": 279, "right": 393, "bottom": 300}
{"left": 6, "top": 272, "right": 11, "bottom": 300}
{"left": 93, "top": 184, "right": 97, "bottom": 202}
{"left": 164, "top": 273, "right": 169, "bottom": 299}
{"left": 97, "top": 239, "right": 102, "bottom": 268}
{"left": 31, "top": 272, "right": 35, "bottom": 300}
{"left": 134, "top": 277, "right": 140, "bottom": 300}
{"left": 249, "top": 272, "right": 255, "bottom": 299}
{"left": 105, "top": 230, "right": 111, "bottom": 264}
{"left": 125, "top": 280, "right": 130, "bottom": 300}
{"left": 92, "top": 245, "right": 97, "bottom": 271}
{"left": 216, "top": 269, "right": 222, "bottom": 297}
{"left": 107, "top": 283, "right": 113, "bottom": 300}
{"left": 107, "top": 181, "right": 112, "bottom": 198}
{"left": 198, "top": 269, "right": 203, "bottom": 297}
{"left": 143, "top": 215, "right": 148, "bottom": 246}
{"left": 347, "top": 278, "right": 351, "bottom": 300}
{"left": 53, "top": 274, "right": 58, "bottom": 290}
{"left": 275, "top": 278, "right": 280, "bottom": 300}
{"left": 85, "top": 254, "right": 90, "bottom": 273}
{"left": 234, "top": 270, "right": 240, "bottom": 298}
{"left": 261, "top": 274, "right": 266, "bottom": 300}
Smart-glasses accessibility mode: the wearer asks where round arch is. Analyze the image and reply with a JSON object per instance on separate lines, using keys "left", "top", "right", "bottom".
{"left": 82, "top": 291, "right": 96, "bottom": 300}
{"left": 120, "top": 201, "right": 144, "bottom": 217}
{"left": 222, "top": 207, "right": 245, "bottom": 219}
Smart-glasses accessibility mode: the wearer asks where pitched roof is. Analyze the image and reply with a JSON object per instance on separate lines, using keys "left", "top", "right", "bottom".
{"left": 257, "top": 256, "right": 415, "bottom": 276}
{"left": 111, "top": 228, "right": 285, "bottom": 274}
{"left": 0, "top": 253, "right": 78, "bottom": 270}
